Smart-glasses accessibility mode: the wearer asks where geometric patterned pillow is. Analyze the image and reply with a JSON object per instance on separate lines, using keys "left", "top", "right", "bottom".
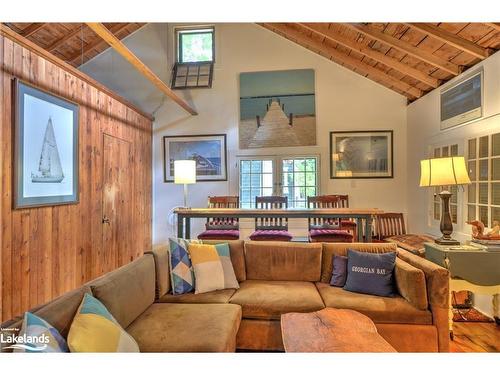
{"left": 168, "top": 238, "right": 200, "bottom": 295}
{"left": 213, "top": 243, "right": 240, "bottom": 289}
{"left": 67, "top": 293, "right": 139, "bottom": 352}
{"left": 11, "top": 312, "right": 69, "bottom": 353}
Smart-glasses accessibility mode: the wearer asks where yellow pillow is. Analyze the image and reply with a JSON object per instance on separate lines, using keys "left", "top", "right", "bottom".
{"left": 188, "top": 243, "right": 225, "bottom": 294}
{"left": 67, "top": 293, "right": 139, "bottom": 352}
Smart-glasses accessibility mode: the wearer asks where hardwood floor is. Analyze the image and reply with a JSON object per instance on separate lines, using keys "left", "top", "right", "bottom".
{"left": 450, "top": 322, "right": 500, "bottom": 352}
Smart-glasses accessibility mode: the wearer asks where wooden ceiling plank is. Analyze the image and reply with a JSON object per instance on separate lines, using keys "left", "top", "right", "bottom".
{"left": 262, "top": 23, "right": 421, "bottom": 99}
{"left": 86, "top": 22, "right": 197, "bottom": 116}
{"left": 67, "top": 23, "right": 130, "bottom": 65}
{"left": 406, "top": 23, "right": 490, "bottom": 59}
{"left": 344, "top": 23, "right": 460, "bottom": 75}
{"left": 20, "top": 23, "right": 46, "bottom": 37}
{"left": 485, "top": 23, "right": 500, "bottom": 32}
{"left": 46, "top": 24, "right": 84, "bottom": 52}
{"left": 299, "top": 23, "right": 439, "bottom": 88}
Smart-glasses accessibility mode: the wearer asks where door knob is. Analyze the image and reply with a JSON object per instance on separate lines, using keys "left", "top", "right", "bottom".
{"left": 102, "top": 216, "right": 110, "bottom": 224}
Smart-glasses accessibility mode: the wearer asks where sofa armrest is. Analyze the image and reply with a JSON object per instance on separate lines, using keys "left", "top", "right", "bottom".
{"left": 395, "top": 258, "right": 428, "bottom": 310}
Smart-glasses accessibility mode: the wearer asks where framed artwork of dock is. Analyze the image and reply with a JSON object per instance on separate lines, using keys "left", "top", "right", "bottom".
{"left": 163, "top": 134, "right": 227, "bottom": 182}
{"left": 13, "top": 79, "right": 79, "bottom": 208}
{"left": 239, "top": 69, "right": 316, "bottom": 149}
{"left": 330, "top": 130, "right": 394, "bottom": 179}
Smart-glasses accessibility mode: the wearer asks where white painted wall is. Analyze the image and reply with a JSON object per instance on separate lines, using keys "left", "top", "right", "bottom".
{"left": 407, "top": 51, "right": 500, "bottom": 319}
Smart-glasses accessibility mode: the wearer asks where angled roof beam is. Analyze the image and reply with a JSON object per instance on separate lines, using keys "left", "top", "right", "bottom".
{"left": 46, "top": 24, "right": 84, "bottom": 52}
{"left": 406, "top": 23, "right": 490, "bottom": 59}
{"left": 485, "top": 23, "right": 500, "bottom": 32}
{"left": 344, "top": 23, "right": 461, "bottom": 75}
{"left": 262, "top": 23, "right": 422, "bottom": 99}
{"left": 20, "top": 23, "right": 46, "bottom": 37}
{"left": 299, "top": 23, "right": 440, "bottom": 88}
{"left": 86, "top": 22, "right": 197, "bottom": 116}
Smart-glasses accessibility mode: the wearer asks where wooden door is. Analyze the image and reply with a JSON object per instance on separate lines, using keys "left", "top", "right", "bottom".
{"left": 102, "top": 134, "right": 133, "bottom": 273}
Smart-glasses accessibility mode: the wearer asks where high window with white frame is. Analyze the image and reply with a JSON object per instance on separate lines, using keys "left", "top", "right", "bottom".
{"left": 466, "top": 132, "right": 500, "bottom": 228}
{"left": 239, "top": 156, "right": 319, "bottom": 209}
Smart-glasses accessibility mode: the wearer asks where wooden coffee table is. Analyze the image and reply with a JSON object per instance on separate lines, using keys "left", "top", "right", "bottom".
{"left": 281, "top": 308, "right": 396, "bottom": 352}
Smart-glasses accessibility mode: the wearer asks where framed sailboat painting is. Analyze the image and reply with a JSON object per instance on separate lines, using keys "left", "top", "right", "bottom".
{"left": 14, "top": 79, "right": 79, "bottom": 208}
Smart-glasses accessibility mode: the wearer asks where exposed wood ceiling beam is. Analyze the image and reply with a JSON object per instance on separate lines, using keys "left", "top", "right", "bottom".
{"left": 344, "top": 23, "right": 461, "bottom": 75}
{"left": 67, "top": 23, "right": 130, "bottom": 65}
{"left": 46, "top": 24, "right": 84, "bottom": 52}
{"left": 299, "top": 23, "right": 440, "bottom": 88}
{"left": 262, "top": 23, "right": 422, "bottom": 99}
{"left": 20, "top": 23, "right": 46, "bottom": 37}
{"left": 485, "top": 23, "right": 500, "bottom": 32}
{"left": 406, "top": 23, "right": 490, "bottom": 59}
{"left": 86, "top": 22, "right": 198, "bottom": 116}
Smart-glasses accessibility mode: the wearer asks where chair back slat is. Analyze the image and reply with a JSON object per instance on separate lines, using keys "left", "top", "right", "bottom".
{"left": 206, "top": 196, "right": 239, "bottom": 229}
{"left": 374, "top": 213, "right": 406, "bottom": 240}
{"left": 307, "top": 195, "right": 342, "bottom": 229}
{"left": 255, "top": 196, "right": 288, "bottom": 230}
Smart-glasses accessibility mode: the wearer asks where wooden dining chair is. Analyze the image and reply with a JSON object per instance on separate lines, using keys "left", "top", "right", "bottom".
{"left": 249, "top": 196, "right": 293, "bottom": 241}
{"left": 328, "top": 194, "right": 358, "bottom": 235}
{"left": 373, "top": 212, "right": 406, "bottom": 241}
{"left": 197, "top": 196, "right": 240, "bottom": 240}
{"left": 307, "top": 195, "right": 354, "bottom": 243}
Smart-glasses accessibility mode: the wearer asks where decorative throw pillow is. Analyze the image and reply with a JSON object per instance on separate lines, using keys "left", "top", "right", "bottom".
{"left": 168, "top": 238, "right": 200, "bottom": 295}
{"left": 213, "top": 243, "right": 239, "bottom": 289}
{"left": 344, "top": 249, "right": 397, "bottom": 297}
{"left": 11, "top": 312, "right": 68, "bottom": 353}
{"left": 188, "top": 243, "right": 225, "bottom": 294}
{"left": 67, "top": 293, "right": 139, "bottom": 352}
{"left": 330, "top": 255, "right": 348, "bottom": 287}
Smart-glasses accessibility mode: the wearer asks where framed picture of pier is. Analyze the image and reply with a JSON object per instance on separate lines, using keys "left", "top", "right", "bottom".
{"left": 163, "top": 134, "right": 227, "bottom": 182}
{"left": 239, "top": 69, "right": 316, "bottom": 149}
{"left": 330, "top": 130, "right": 394, "bottom": 179}
{"left": 13, "top": 79, "right": 79, "bottom": 208}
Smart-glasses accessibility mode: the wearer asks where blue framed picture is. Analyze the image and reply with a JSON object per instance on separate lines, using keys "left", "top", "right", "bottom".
{"left": 14, "top": 79, "right": 79, "bottom": 208}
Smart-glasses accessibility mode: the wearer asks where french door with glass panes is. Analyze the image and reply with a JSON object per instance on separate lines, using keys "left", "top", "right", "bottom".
{"left": 238, "top": 156, "right": 319, "bottom": 209}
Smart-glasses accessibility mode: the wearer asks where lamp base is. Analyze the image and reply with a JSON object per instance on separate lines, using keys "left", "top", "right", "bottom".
{"left": 435, "top": 237, "right": 460, "bottom": 246}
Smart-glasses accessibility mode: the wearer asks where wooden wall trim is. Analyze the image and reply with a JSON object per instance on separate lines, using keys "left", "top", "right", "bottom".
{"left": 0, "top": 24, "right": 154, "bottom": 122}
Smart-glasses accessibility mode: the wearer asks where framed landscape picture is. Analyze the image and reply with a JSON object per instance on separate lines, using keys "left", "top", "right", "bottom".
{"left": 14, "top": 79, "right": 79, "bottom": 208}
{"left": 163, "top": 134, "right": 227, "bottom": 182}
{"left": 330, "top": 130, "right": 393, "bottom": 179}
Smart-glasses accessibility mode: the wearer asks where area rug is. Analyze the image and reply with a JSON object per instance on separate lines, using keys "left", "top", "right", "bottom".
{"left": 453, "top": 307, "right": 494, "bottom": 323}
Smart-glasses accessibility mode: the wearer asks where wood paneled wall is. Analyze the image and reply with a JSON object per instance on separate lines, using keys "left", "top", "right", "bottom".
{"left": 0, "top": 31, "right": 152, "bottom": 322}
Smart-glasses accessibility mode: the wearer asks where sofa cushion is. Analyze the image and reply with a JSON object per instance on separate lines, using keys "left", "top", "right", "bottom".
{"left": 315, "top": 282, "right": 432, "bottom": 325}
{"left": 394, "top": 258, "right": 428, "bottom": 310}
{"left": 321, "top": 243, "right": 397, "bottom": 283}
{"left": 201, "top": 239, "right": 246, "bottom": 282}
{"left": 157, "top": 289, "right": 236, "bottom": 304}
{"left": 245, "top": 241, "right": 322, "bottom": 281}
{"left": 90, "top": 255, "right": 155, "bottom": 328}
{"left": 126, "top": 303, "right": 242, "bottom": 352}
{"left": 229, "top": 280, "right": 325, "bottom": 320}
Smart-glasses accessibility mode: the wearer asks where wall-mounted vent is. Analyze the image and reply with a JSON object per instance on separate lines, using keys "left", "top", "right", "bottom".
{"left": 440, "top": 70, "right": 483, "bottom": 130}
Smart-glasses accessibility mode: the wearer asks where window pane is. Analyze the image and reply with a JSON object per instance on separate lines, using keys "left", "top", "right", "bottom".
{"left": 493, "top": 133, "right": 500, "bottom": 156}
{"left": 294, "top": 159, "right": 305, "bottom": 172}
{"left": 492, "top": 158, "right": 500, "bottom": 180}
{"left": 468, "top": 138, "right": 476, "bottom": 159}
{"left": 305, "top": 172, "right": 316, "bottom": 186}
{"left": 468, "top": 183, "right": 476, "bottom": 204}
{"left": 451, "top": 204, "right": 457, "bottom": 224}
{"left": 479, "top": 136, "right": 488, "bottom": 158}
{"left": 241, "top": 160, "right": 250, "bottom": 173}
{"left": 479, "top": 159, "right": 488, "bottom": 180}
{"left": 262, "top": 173, "right": 273, "bottom": 188}
{"left": 434, "top": 148, "right": 441, "bottom": 158}
{"left": 492, "top": 183, "right": 500, "bottom": 206}
{"left": 479, "top": 183, "right": 488, "bottom": 204}
{"left": 450, "top": 185, "right": 457, "bottom": 204}
{"left": 305, "top": 158, "right": 316, "bottom": 171}
{"left": 180, "top": 31, "right": 213, "bottom": 62}
{"left": 479, "top": 206, "right": 488, "bottom": 227}
{"left": 262, "top": 188, "right": 273, "bottom": 196}
{"left": 492, "top": 207, "right": 500, "bottom": 225}
{"left": 450, "top": 144, "right": 458, "bottom": 156}
{"left": 442, "top": 146, "right": 449, "bottom": 157}
{"left": 251, "top": 160, "right": 262, "bottom": 173}
{"left": 468, "top": 161, "right": 476, "bottom": 181}
{"left": 241, "top": 173, "right": 250, "bottom": 188}
{"left": 283, "top": 172, "right": 293, "bottom": 187}
{"left": 468, "top": 205, "right": 476, "bottom": 221}
{"left": 434, "top": 203, "right": 440, "bottom": 220}
{"left": 295, "top": 173, "right": 306, "bottom": 187}
{"left": 263, "top": 160, "right": 273, "bottom": 173}
{"left": 306, "top": 187, "right": 316, "bottom": 197}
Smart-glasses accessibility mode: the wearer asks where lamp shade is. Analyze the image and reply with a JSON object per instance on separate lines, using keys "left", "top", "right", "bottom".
{"left": 419, "top": 156, "right": 471, "bottom": 187}
{"left": 174, "top": 160, "right": 196, "bottom": 184}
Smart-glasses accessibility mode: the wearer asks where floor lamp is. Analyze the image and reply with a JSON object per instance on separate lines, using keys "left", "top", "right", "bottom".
{"left": 420, "top": 156, "right": 471, "bottom": 245}
{"left": 174, "top": 160, "right": 196, "bottom": 208}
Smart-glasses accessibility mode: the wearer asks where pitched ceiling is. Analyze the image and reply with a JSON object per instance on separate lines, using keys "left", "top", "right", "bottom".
{"left": 261, "top": 23, "right": 500, "bottom": 101}
{"left": 2, "top": 23, "right": 145, "bottom": 67}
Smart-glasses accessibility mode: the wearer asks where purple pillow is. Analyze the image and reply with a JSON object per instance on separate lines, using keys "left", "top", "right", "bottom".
{"left": 343, "top": 249, "right": 396, "bottom": 297}
{"left": 330, "top": 255, "right": 347, "bottom": 287}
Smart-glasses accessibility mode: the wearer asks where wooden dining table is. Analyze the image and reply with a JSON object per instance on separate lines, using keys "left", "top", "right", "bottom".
{"left": 174, "top": 207, "right": 383, "bottom": 242}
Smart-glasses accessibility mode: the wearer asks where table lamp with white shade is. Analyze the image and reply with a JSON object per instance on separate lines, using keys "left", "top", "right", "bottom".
{"left": 174, "top": 160, "right": 196, "bottom": 207}
{"left": 420, "top": 156, "right": 471, "bottom": 245}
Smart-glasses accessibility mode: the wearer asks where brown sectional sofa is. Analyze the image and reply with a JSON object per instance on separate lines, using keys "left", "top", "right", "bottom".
{"left": 1, "top": 240, "right": 450, "bottom": 353}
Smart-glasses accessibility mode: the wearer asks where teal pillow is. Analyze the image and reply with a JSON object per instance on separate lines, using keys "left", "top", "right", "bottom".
{"left": 11, "top": 312, "right": 68, "bottom": 353}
